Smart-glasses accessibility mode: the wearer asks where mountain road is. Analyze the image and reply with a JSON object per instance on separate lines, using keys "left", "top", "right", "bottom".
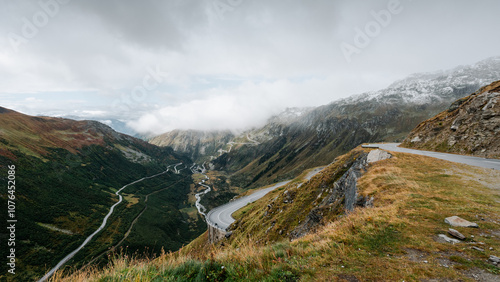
{"left": 207, "top": 180, "right": 291, "bottom": 230}
{"left": 38, "top": 165, "right": 179, "bottom": 282}
{"left": 365, "top": 143, "right": 500, "bottom": 170}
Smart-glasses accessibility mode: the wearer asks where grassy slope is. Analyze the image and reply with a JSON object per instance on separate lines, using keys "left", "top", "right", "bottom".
{"left": 56, "top": 149, "right": 500, "bottom": 281}
{"left": 0, "top": 146, "right": 203, "bottom": 281}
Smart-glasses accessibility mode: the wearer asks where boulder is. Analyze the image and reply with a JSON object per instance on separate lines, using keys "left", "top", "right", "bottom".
{"left": 489, "top": 255, "right": 500, "bottom": 263}
{"left": 438, "top": 234, "right": 461, "bottom": 244}
{"left": 444, "top": 216, "right": 478, "bottom": 228}
{"left": 448, "top": 228, "right": 466, "bottom": 240}
{"left": 489, "top": 255, "right": 500, "bottom": 266}
{"left": 367, "top": 149, "right": 392, "bottom": 163}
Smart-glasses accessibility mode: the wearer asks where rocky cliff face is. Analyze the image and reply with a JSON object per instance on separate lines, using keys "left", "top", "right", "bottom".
{"left": 149, "top": 129, "right": 234, "bottom": 162}
{"left": 290, "top": 149, "right": 391, "bottom": 239}
{"left": 401, "top": 80, "right": 500, "bottom": 159}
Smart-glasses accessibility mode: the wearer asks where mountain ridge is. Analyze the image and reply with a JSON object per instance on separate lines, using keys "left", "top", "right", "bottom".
{"left": 0, "top": 106, "right": 150, "bottom": 157}
{"left": 208, "top": 57, "right": 500, "bottom": 188}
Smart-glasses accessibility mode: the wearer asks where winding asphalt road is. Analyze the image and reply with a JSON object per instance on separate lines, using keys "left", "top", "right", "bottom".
{"left": 38, "top": 164, "right": 179, "bottom": 282}
{"left": 365, "top": 143, "right": 500, "bottom": 170}
{"left": 304, "top": 167, "right": 325, "bottom": 181}
{"left": 195, "top": 174, "right": 211, "bottom": 216}
{"left": 206, "top": 180, "right": 291, "bottom": 230}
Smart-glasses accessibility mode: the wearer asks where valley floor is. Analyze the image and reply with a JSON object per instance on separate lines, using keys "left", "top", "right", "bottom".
{"left": 55, "top": 150, "right": 500, "bottom": 281}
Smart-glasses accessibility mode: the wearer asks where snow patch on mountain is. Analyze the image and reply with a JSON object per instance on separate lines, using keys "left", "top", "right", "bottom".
{"left": 337, "top": 56, "right": 500, "bottom": 106}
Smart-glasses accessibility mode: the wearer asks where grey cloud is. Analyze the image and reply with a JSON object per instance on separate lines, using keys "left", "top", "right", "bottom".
{"left": 1, "top": 0, "right": 500, "bottom": 133}
{"left": 70, "top": 0, "right": 208, "bottom": 51}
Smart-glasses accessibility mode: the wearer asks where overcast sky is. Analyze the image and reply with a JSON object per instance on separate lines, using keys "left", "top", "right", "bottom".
{"left": 1, "top": 0, "right": 500, "bottom": 134}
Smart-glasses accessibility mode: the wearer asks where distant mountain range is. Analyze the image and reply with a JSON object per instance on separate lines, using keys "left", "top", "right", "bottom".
{"left": 0, "top": 108, "right": 155, "bottom": 159}
{"left": 57, "top": 115, "right": 140, "bottom": 137}
{"left": 151, "top": 57, "right": 500, "bottom": 188}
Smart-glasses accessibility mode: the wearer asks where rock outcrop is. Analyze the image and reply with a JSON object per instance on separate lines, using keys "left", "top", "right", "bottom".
{"left": 401, "top": 80, "right": 500, "bottom": 159}
{"left": 444, "top": 216, "right": 479, "bottom": 228}
{"left": 367, "top": 149, "right": 392, "bottom": 163}
{"left": 290, "top": 149, "right": 391, "bottom": 239}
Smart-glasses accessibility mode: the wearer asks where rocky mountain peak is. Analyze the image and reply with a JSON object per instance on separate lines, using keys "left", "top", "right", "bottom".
{"left": 388, "top": 56, "right": 500, "bottom": 89}
{"left": 335, "top": 56, "right": 500, "bottom": 107}
{"left": 267, "top": 107, "right": 313, "bottom": 125}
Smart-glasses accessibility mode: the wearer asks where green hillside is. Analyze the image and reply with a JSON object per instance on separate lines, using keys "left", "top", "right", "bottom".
{"left": 0, "top": 108, "right": 205, "bottom": 281}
